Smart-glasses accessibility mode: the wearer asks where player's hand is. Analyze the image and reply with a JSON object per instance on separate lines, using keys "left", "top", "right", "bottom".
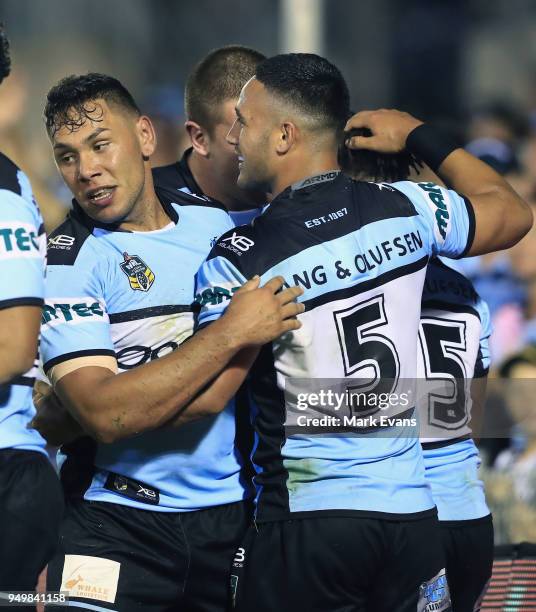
{"left": 344, "top": 109, "right": 423, "bottom": 154}
{"left": 223, "top": 276, "right": 304, "bottom": 347}
{"left": 30, "top": 380, "right": 84, "bottom": 446}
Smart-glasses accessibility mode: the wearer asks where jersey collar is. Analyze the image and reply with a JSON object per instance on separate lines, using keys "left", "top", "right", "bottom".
{"left": 267, "top": 170, "right": 344, "bottom": 215}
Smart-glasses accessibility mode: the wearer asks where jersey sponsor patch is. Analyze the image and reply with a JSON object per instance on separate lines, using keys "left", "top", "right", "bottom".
{"left": 120, "top": 252, "right": 155, "bottom": 292}
{"left": 42, "top": 297, "right": 108, "bottom": 328}
{"left": 218, "top": 232, "right": 255, "bottom": 255}
{"left": 104, "top": 472, "right": 160, "bottom": 505}
{"left": 0, "top": 221, "right": 41, "bottom": 260}
{"left": 195, "top": 282, "right": 240, "bottom": 308}
{"left": 417, "top": 183, "right": 451, "bottom": 244}
{"left": 48, "top": 234, "right": 75, "bottom": 250}
{"left": 60, "top": 554, "right": 120, "bottom": 604}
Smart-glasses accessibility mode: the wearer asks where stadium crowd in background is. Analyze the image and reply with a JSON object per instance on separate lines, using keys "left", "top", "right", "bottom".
{"left": 0, "top": 7, "right": 536, "bottom": 610}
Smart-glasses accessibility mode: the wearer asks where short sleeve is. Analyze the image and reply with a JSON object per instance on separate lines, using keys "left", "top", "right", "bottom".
{"left": 393, "top": 181, "right": 475, "bottom": 259}
{"left": 195, "top": 255, "right": 248, "bottom": 329}
{"left": 40, "top": 250, "right": 115, "bottom": 374}
{"left": 0, "top": 186, "right": 45, "bottom": 309}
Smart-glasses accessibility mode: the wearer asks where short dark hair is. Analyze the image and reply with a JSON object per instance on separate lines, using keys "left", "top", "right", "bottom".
{"left": 255, "top": 53, "right": 350, "bottom": 135}
{"left": 44, "top": 73, "right": 140, "bottom": 137}
{"left": 0, "top": 23, "right": 11, "bottom": 86}
{"left": 339, "top": 127, "right": 422, "bottom": 182}
{"left": 185, "top": 45, "right": 265, "bottom": 132}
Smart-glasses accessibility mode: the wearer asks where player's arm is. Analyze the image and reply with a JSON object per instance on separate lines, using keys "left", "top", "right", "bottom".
{"left": 47, "top": 277, "right": 302, "bottom": 444}
{"left": 32, "top": 348, "right": 258, "bottom": 443}
{"left": 0, "top": 188, "right": 45, "bottom": 384}
{"left": 166, "top": 347, "right": 258, "bottom": 427}
{"left": 345, "top": 109, "right": 533, "bottom": 254}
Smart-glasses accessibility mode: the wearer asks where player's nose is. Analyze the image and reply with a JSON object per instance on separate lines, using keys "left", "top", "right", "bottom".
{"left": 77, "top": 152, "right": 102, "bottom": 182}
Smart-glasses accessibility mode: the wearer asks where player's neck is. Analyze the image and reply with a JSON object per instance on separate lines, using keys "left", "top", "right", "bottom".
{"left": 271, "top": 150, "right": 340, "bottom": 199}
{"left": 118, "top": 176, "right": 171, "bottom": 233}
{"left": 187, "top": 151, "right": 229, "bottom": 206}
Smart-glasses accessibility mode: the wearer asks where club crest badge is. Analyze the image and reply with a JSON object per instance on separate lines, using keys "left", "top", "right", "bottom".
{"left": 120, "top": 252, "right": 155, "bottom": 292}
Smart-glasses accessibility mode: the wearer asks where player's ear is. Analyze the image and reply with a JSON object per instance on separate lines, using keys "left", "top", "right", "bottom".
{"left": 136, "top": 115, "right": 157, "bottom": 159}
{"left": 186, "top": 120, "right": 210, "bottom": 157}
{"left": 276, "top": 122, "right": 296, "bottom": 155}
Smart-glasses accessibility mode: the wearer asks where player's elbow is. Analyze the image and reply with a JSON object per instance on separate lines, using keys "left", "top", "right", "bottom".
{"left": 78, "top": 409, "right": 126, "bottom": 445}
{"left": 89, "top": 423, "right": 123, "bottom": 445}
{"left": 502, "top": 195, "right": 534, "bottom": 249}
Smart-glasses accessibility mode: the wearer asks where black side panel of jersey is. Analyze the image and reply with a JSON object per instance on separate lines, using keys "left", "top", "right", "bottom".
{"left": 0, "top": 152, "right": 22, "bottom": 195}
{"left": 248, "top": 344, "right": 290, "bottom": 521}
{"left": 60, "top": 436, "right": 98, "bottom": 500}
{"left": 205, "top": 175, "right": 418, "bottom": 280}
{"left": 47, "top": 213, "right": 92, "bottom": 266}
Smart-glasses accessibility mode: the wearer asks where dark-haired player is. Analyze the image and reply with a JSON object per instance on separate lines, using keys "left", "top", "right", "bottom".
{"left": 0, "top": 23, "right": 64, "bottom": 597}
{"left": 341, "top": 139, "right": 494, "bottom": 612}
{"left": 40, "top": 72, "right": 302, "bottom": 611}
{"left": 195, "top": 53, "right": 531, "bottom": 611}
{"left": 154, "top": 45, "right": 266, "bottom": 225}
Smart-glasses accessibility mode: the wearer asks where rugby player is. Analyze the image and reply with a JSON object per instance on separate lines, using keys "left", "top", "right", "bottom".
{"left": 0, "top": 23, "right": 63, "bottom": 597}
{"left": 39, "top": 73, "right": 302, "bottom": 611}
{"left": 153, "top": 45, "right": 267, "bottom": 225}
{"left": 195, "top": 53, "right": 532, "bottom": 611}
{"left": 340, "top": 141, "right": 494, "bottom": 611}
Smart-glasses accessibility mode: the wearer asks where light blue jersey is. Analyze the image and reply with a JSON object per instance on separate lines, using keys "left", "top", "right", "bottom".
{"left": 418, "top": 258, "right": 491, "bottom": 521}
{"left": 40, "top": 191, "right": 251, "bottom": 512}
{"left": 0, "top": 153, "right": 47, "bottom": 455}
{"left": 196, "top": 174, "right": 476, "bottom": 521}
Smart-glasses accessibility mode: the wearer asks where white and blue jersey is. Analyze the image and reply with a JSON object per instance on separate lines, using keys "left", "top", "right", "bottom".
{"left": 39, "top": 190, "right": 251, "bottom": 512}
{"left": 0, "top": 153, "right": 47, "bottom": 455}
{"left": 196, "top": 173, "right": 476, "bottom": 521}
{"left": 418, "top": 258, "right": 491, "bottom": 521}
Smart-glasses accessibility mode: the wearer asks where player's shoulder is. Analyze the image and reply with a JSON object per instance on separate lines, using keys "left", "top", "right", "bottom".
{"left": 350, "top": 178, "right": 419, "bottom": 223}
{"left": 205, "top": 221, "right": 257, "bottom": 264}
{"left": 152, "top": 160, "right": 182, "bottom": 188}
{"left": 423, "top": 258, "right": 482, "bottom": 314}
{"left": 156, "top": 184, "right": 228, "bottom": 213}
{"left": 0, "top": 153, "right": 41, "bottom": 217}
{"left": 47, "top": 209, "right": 95, "bottom": 267}
{"left": 0, "top": 152, "right": 22, "bottom": 195}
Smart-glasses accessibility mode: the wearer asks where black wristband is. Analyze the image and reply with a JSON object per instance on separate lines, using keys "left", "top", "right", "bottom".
{"left": 405, "top": 124, "right": 460, "bottom": 173}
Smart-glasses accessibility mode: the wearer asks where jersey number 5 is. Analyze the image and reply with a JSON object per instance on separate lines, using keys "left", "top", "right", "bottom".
{"left": 333, "top": 294, "right": 400, "bottom": 415}
{"left": 418, "top": 318, "right": 468, "bottom": 429}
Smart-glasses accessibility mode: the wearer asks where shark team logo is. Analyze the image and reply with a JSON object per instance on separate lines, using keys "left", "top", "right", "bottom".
{"left": 120, "top": 252, "right": 155, "bottom": 292}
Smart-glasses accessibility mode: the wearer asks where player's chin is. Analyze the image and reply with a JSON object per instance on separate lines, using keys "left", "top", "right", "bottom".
{"left": 237, "top": 167, "right": 258, "bottom": 191}
{"left": 85, "top": 201, "right": 126, "bottom": 225}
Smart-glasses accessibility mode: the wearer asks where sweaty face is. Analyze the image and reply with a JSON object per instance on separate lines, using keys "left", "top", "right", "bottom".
{"left": 52, "top": 99, "right": 150, "bottom": 225}
{"left": 227, "top": 78, "right": 274, "bottom": 193}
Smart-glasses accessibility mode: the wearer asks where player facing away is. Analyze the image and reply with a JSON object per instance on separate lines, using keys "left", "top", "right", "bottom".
{"left": 153, "top": 45, "right": 267, "bottom": 226}
{"left": 195, "top": 54, "right": 532, "bottom": 611}
{"left": 40, "top": 73, "right": 302, "bottom": 612}
{"left": 340, "top": 144, "right": 494, "bottom": 611}
{"left": 0, "top": 23, "right": 64, "bottom": 597}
